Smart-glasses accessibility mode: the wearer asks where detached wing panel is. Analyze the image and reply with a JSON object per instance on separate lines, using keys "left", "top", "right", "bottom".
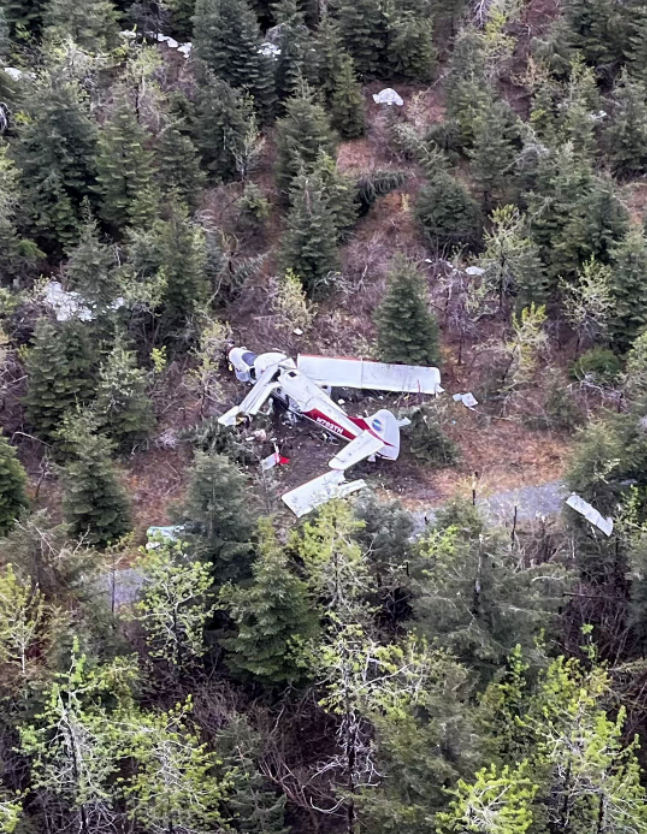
{"left": 218, "top": 365, "right": 280, "bottom": 426}
{"left": 328, "top": 431, "right": 385, "bottom": 471}
{"left": 297, "top": 355, "right": 442, "bottom": 394}
{"left": 282, "top": 471, "right": 366, "bottom": 517}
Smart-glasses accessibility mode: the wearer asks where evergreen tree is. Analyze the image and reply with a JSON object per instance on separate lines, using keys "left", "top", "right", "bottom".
{"left": 605, "top": 69, "right": 647, "bottom": 178}
{"left": 280, "top": 168, "right": 340, "bottom": 295}
{"left": 313, "top": 150, "right": 358, "bottom": 241}
{"left": 95, "top": 338, "right": 155, "bottom": 449}
{"left": 0, "top": 436, "right": 28, "bottom": 535}
{"left": 16, "top": 77, "right": 98, "bottom": 252}
{"left": 626, "top": 5, "right": 647, "bottom": 83}
{"left": 59, "top": 413, "right": 131, "bottom": 548}
{"left": 1, "top": 0, "right": 48, "bottom": 36}
{"left": 192, "top": 0, "right": 276, "bottom": 118}
{"left": 315, "top": 15, "right": 345, "bottom": 104}
{"left": 65, "top": 207, "right": 118, "bottom": 307}
{"left": 469, "top": 99, "right": 519, "bottom": 211}
{"left": 444, "top": 27, "right": 491, "bottom": 149}
{"left": 608, "top": 229, "right": 647, "bottom": 352}
{"left": 335, "top": 0, "right": 385, "bottom": 77}
{"left": 155, "top": 124, "right": 205, "bottom": 209}
{"left": 375, "top": 257, "right": 440, "bottom": 366}
{"left": 43, "top": 0, "right": 119, "bottom": 51}
{"left": 330, "top": 53, "right": 365, "bottom": 139}
{"left": 178, "top": 452, "right": 255, "bottom": 583}
{"left": 563, "top": 0, "right": 625, "bottom": 71}
{"left": 95, "top": 99, "right": 157, "bottom": 232}
{"left": 274, "top": 82, "right": 336, "bottom": 195}
{"left": 272, "top": 0, "right": 316, "bottom": 101}
{"left": 0, "top": 142, "right": 43, "bottom": 288}
{"left": 385, "top": 8, "right": 435, "bottom": 81}
{"left": 219, "top": 518, "right": 319, "bottom": 685}
{"left": 23, "top": 319, "right": 97, "bottom": 443}
{"left": 415, "top": 172, "right": 482, "bottom": 253}
{"left": 192, "top": 70, "right": 256, "bottom": 182}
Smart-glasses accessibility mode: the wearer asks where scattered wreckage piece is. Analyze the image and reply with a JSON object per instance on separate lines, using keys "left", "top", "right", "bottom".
{"left": 372, "top": 88, "right": 404, "bottom": 106}
{"left": 296, "top": 354, "right": 443, "bottom": 395}
{"left": 42, "top": 281, "right": 125, "bottom": 322}
{"left": 565, "top": 492, "right": 613, "bottom": 537}
{"left": 453, "top": 392, "right": 478, "bottom": 408}
{"left": 220, "top": 347, "right": 442, "bottom": 516}
{"left": 145, "top": 525, "right": 185, "bottom": 549}
{"left": 282, "top": 471, "right": 367, "bottom": 517}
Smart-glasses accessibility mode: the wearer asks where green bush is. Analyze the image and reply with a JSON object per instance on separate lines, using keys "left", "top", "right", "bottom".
{"left": 570, "top": 347, "right": 622, "bottom": 386}
{"left": 406, "top": 406, "right": 459, "bottom": 467}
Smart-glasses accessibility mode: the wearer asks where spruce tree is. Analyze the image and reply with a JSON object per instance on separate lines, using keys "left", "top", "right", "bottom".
{"left": 415, "top": 172, "right": 482, "bottom": 253}
{"left": 95, "top": 338, "right": 155, "bottom": 449}
{"left": 275, "top": 83, "right": 336, "bottom": 195}
{"left": 375, "top": 257, "right": 440, "bottom": 366}
{"left": 16, "top": 77, "right": 98, "bottom": 252}
{"left": 315, "top": 15, "right": 345, "bottom": 105}
{"left": 178, "top": 451, "right": 255, "bottom": 583}
{"left": 59, "top": 412, "right": 131, "bottom": 548}
{"left": 469, "top": 100, "right": 519, "bottom": 211}
{"left": 609, "top": 229, "right": 647, "bottom": 351}
{"left": 272, "top": 0, "right": 316, "bottom": 101}
{"left": 219, "top": 518, "right": 319, "bottom": 685}
{"left": 280, "top": 168, "right": 340, "bottom": 295}
{"left": 43, "top": 0, "right": 119, "bottom": 51}
{"left": 385, "top": 9, "right": 435, "bottom": 81}
{"left": 626, "top": 5, "right": 647, "bottom": 83}
{"left": 192, "top": 0, "right": 276, "bottom": 118}
{"left": 95, "top": 99, "right": 157, "bottom": 232}
{"left": 444, "top": 27, "right": 491, "bottom": 149}
{"left": 1, "top": 0, "right": 48, "bottom": 36}
{"left": 0, "top": 436, "right": 28, "bottom": 535}
{"left": 155, "top": 124, "right": 205, "bottom": 209}
{"left": 605, "top": 69, "right": 647, "bottom": 178}
{"left": 192, "top": 70, "right": 255, "bottom": 182}
{"left": 65, "top": 207, "right": 118, "bottom": 307}
{"left": 330, "top": 53, "right": 365, "bottom": 139}
{"left": 23, "top": 319, "right": 97, "bottom": 443}
{"left": 313, "top": 150, "right": 358, "bottom": 241}
{"left": 335, "top": 0, "right": 385, "bottom": 77}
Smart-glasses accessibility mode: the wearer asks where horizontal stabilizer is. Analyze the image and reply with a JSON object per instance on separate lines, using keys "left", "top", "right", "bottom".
{"left": 282, "top": 471, "right": 366, "bottom": 517}
{"left": 329, "top": 431, "right": 385, "bottom": 470}
{"left": 218, "top": 364, "right": 280, "bottom": 425}
{"left": 565, "top": 493, "right": 613, "bottom": 537}
{"left": 297, "top": 354, "right": 442, "bottom": 395}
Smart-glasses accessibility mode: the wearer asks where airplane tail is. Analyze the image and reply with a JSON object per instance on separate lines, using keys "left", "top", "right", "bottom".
{"left": 365, "top": 409, "right": 401, "bottom": 460}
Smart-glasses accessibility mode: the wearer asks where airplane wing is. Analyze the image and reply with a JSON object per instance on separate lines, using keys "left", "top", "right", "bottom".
{"left": 218, "top": 364, "right": 281, "bottom": 426}
{"left": 282, "top": 470, "right": 367, "bottom": 517}
{"left": 328, "top": 431, "right": 385, "bottom": 471}
{"left": 297, "top": 355, "right": 442, "bottom": 395}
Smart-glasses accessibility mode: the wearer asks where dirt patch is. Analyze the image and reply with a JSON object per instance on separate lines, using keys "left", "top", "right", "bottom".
{"left": 623, "top": 181, "right": 647, "bottom": 226}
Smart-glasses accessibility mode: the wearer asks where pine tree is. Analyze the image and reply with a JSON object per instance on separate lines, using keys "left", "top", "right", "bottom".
{"left": 444, "top": 27, "right": 491, "bottom": 149}
{"left": 315, "top": 15, "right": 345, "bottom": 104}
{"left": 192, "top": 71, "right": 255, "bottom": 182}
{"left": 385, "top": 8, "right": 435, "bottom": 81}
{"left": 0, "top": 436, "right": 28, "bottom": 535}
{"left": 469, "top": 99, "right": 519, "bottom": 211}
{"left": 16, "top": 77, "right": 98, "bottom": 253}
{"left": 626, "top": 5, "right": 647, "bottom": 83}
{"left": 65, "top": 207, "right": 118, "bottom": 308}
{"left": 375, "top": 257, "right": 440, "bottom": 366}
{"left": 608, "top": 229, "right": 647, "bottom": 351}
{"left": 313, "top": 150, "right": 358, "bottom": 241}
{"left": 219, "top": 518, "right": 319, "bottom": 685}
{"left": 0, "top": 142, "right": 43, "bottom": 288}
{"left": 192, "top": 0, "right": 276, "bottom": 118}
{"left": 59, "top": 412, "right": 131, "bottom": 548}
{"left": 155, "top": 124, "right": 205, "bottom": 209}
{"left": 95, "top": 99, "right": 157, "bottom": 233}
{"left": 280, "top": 168, "right": 340, "bottom": 295}
{"left": 272, "top": 0, "right": 316, "bottom": 101}
{"left": 335, "top": 0, "right": 385, "bottom": 77}
{"left": 605, "top": 69, "right": 647, "bottom": 178}
{"left": 275, "top": 83, "right": 336, "bottom": 195}
{"left": 43, "top": 0, "right": 119, "bottom": 52}
{"left": 23, "top": 319, "right": 97, "bottom": 443}
{"left": 1, "top": 0, "right": 48, "bottom": 36}
{"left": 95, "top": 338, "right": 155, "bottom": 449}
{"left": 415, "top": 172, "right": 482, "bottom": 254}
{"left": 178, "top": 452, "right": 255, "bottom": 583}
{"left": 330, "top": 53, "right": 365, "bottom": 139}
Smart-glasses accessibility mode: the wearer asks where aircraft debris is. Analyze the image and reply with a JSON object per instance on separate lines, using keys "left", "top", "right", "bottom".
{"left": 261, "top": 448, "right": 290, "bottom": 470}
{"left": 152, "top": 33, "right": 192, "bottom": 56}
{"left": 465, "top": 266, "right": 486, "bottom": 276}
{"left": 146, "top": 525, "right": 185, "bottom": 549}
{"left": 259, "top": 42, "right": 281, "bottom": 57}
{"left": 43, "top": 281, "right": 125, "bottom": 322}
{"left": 565, "top": 492, "right": 613, "bottom": 537}
{"left": 373, "top": 88, "right": 404, "bottom": 106}
{"left": 453, "top": 392, "right": 478, "bottom": 408}
{"left": 220, "top": 347, "right": 442, "bottom": 515}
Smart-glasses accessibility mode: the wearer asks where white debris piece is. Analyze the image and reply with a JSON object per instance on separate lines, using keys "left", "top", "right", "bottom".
{"left": 465, "top": 266, "right": 486, "bottom": 276}
{"left": 259, "top": 41, "right": 281, "bottom": 57}
{"left": 372, "top": 88, "right": 404, "bottom": 106}
{"left": 146, "top": 525, "right": 186, "bottom": 549}
{"left": 120, "top": 29, "right": 137, "bottom": 39}
{"left": 155, "top": 33, "right": 179, "bottom": 47}
{"left": 44, "top": 281, "right": 93, "bottom": 322}
{"left": 3, "top": 67, "right": 35, "bottom": 81}
{"left": 297, "top": 354, "right": 442, "bottom": 395}
{"left": 282, "top": 471, "right": 366, "bottom": 517}
{"left": 453, "top": 392, "right": 478, "bottom": 408}
{"left": 565, "top": 493, "right": 614, "bottom": 537}
{"left": 178, "top": 42, "right": 192, "bottom": 56}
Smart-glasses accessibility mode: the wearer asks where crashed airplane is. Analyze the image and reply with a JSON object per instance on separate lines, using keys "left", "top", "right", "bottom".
{"left": 219, "top": 348, "right": 443, "bottom": 516}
